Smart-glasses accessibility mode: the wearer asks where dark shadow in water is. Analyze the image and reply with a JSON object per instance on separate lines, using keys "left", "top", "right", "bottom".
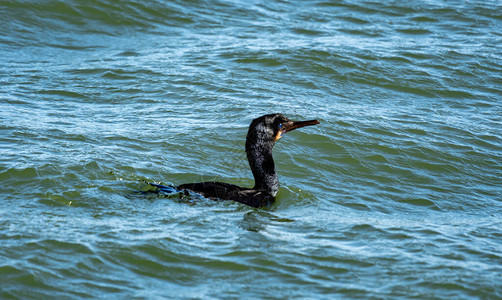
{"left": 240, "top": 210, "right": 295, "bottom": 232}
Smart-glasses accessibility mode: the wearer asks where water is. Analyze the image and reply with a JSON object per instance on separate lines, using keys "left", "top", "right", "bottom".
{"left": 1, "top": 0, "right": 501, "bottom": 298}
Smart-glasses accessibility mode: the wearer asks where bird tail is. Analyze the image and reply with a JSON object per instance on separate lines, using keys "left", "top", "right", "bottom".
{"left": 148, "top": 182, "right": 177, "bottom": 194}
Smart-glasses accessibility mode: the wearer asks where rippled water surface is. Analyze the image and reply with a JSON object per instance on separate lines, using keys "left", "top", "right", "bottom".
{"left": 1, "top": 0, "right": 501, "bottom": 298}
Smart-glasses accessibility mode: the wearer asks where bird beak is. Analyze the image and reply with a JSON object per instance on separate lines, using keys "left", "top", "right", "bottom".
{"left": 275, "top": 119, "right": 320, "bottom": 141}
{"left": 284, "top": 119, "right": 320, "bottom": 132}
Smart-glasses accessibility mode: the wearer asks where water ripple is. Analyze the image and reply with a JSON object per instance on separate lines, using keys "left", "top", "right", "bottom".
{"left": 1, "top": 0, "right": 502, "bottom": 298}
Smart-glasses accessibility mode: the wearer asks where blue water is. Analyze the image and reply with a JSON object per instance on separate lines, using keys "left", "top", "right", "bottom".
{"left": 1, "top": 0, "right": 501, "bottom": 298}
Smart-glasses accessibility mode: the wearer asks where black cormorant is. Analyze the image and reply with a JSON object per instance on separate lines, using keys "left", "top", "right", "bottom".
{"left": 149, "top": 113, "right": 319, "bottom": 207}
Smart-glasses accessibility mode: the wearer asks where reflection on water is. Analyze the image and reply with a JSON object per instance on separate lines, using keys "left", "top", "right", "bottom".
{"left": 1, "top": 0, "right": 501, "bottom": 298}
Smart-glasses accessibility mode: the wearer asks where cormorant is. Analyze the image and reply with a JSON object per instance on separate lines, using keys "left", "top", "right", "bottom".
{"left": 149, "top": 113, "right": 319, "bottom": 207}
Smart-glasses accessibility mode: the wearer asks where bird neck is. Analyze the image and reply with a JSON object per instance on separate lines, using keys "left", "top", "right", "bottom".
{"left": 245, "top": 138, "right": 279, "bottom": 197}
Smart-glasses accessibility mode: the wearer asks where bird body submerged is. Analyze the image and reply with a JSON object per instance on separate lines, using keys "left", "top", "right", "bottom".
{"left": 150, "top": 114, "right": 319, "bottom": 208}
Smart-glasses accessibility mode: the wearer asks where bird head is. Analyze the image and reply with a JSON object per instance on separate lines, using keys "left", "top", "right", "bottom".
{"left": 247, "top": 113, "right": 320, "bottom": 145}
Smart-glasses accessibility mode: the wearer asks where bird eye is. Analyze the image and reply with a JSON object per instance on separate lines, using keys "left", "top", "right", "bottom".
{"left": 279, "top": 124, "right": 283, "bottom": 128}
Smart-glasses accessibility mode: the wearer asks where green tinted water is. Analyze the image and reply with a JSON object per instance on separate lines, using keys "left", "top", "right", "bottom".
{"left": 1, "top": 0, "right": 501, "bottom": 298}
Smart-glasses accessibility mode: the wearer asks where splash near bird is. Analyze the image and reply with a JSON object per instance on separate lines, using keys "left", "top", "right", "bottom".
{"left": 149, "top": 114, "right": 319, "bottom": 207}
